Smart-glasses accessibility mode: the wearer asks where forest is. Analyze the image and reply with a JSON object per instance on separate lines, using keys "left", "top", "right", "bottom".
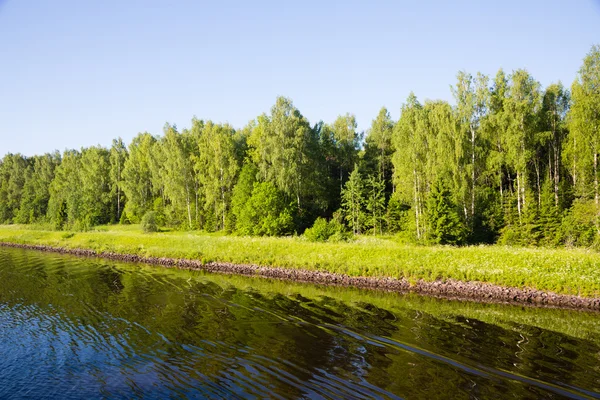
{"left": 1, "top": 45, "right": 599, "bottom": 247}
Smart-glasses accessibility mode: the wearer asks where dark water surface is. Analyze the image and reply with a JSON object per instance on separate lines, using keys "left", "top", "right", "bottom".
{"left": 1, "top": 248, "right": 600, "bottom": 399}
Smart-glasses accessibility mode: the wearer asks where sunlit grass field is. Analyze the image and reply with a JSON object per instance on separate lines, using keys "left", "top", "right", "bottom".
{"left": 0, "top": 224, "right": 599, "bottom": 297}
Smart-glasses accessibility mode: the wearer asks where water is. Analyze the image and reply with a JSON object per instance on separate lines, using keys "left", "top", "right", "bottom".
{"left": 0, "top": 248, "right": 599, "bottom": 399}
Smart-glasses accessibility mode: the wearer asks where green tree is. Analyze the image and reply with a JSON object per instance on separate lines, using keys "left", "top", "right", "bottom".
{"left": 15, "top": 152, "right": 60, "bottom": 224}
{"left": 231, "top": 162, "right": 258, "bottom": 232}
{"left": 195, "top": 121, "right": 240, "bottom": 231}
{"left": 331, "top": 113, "right": 361, "bottom": 191}
{"left": 235, "top": 181, "right": 295, "bottom": 236}
{"left": 0, "top": 153, "right": 28, "bottom": 223}
{"left": 48, "top": 150, "right": 81, "bottom": 229}
{"left": 503, "top": 69, "right": 541, "bottom": 222}
{"left": 248, "top": 97, "right": 316, "bottom": 209}
{"left": 341, "top": 166, "right": 366, "bottom": 235}
{"left": 110, "top": 138, "right": 128, "bottom": 223}
{"left": 565, "top": 45, "right": 600, "bottom": 233}
{"left": 393, "top": 94, "right": 427, "bottom": 239}
{"left": 451, "top": 71, "right": 489, "bottom": 226}
{"left": 78, "top": 146, "right": 112, "bottom": 227}
{"left": 540, "top": 83, "right": 569, "bottom": 208}
{"left": 363, "top": 107, "right": 394, "bottom": 196}
{"left": 365, "top": 175, "right": 386, "bottom": 235}
{"left": 121, "top": 133, "right": 157, "bottom": 223}
{"left": 157, "top": 124, "right": 197, "bottom": 228}
{"left": 426, "top": 180, "right": 466, "bottom": 245}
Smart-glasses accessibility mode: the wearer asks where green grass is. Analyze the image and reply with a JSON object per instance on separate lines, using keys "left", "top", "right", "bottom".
{"left": 1, "top": 224, "right": 600, "bottom": 297}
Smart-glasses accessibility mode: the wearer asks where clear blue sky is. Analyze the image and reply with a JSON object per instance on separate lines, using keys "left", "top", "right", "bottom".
{"left": 1, "top": 0, "right": 599, "bottom": 156}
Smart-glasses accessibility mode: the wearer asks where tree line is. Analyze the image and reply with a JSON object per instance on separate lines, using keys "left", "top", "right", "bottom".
{"left": 1, "top": 45, "right": 600, "bottom": 246}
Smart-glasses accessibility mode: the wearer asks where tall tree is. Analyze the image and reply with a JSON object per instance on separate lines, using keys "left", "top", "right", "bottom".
{"left": 0, "top": 154, "right": 28, "bottom": 223}
{"left": 121, "top": 133, "right": 157, "bottom": 223}
{"left": 341, "top": 166, "right": 365, "bottom": 235}
{"left": 48, "top": 150, "right": 82, "bottom": 229}
{"left": 16, "top": 152, "right": 60, "bottom": 224}
{"left": 539, "top": 83, "right": 570, "bottom": 207}
{"left": 154, "top": 124, "right": 196, "bottom": 229}
{"left": 363, "top": 107, "right": 394, "bottom": 196}
{"left": 365, "top": 174, "right": 386, "bottom": 235}
{"left": 503, "top": 69, "right": 541, "bottom": 222}
{"left": 195, "top": 121, "right": 240, "bottom": 231}
{"left": 393, "top": 93, "right": 427, "bottom": 239}
{"left": 426, "top": 180, "right": 466, "bottom": 245}
{"left": 78, "top": 146, "right": 112, "bottom": 227}
{"left": 451, "top": 71, "right": 489, "bottom": 225}
{"left": 331, "top": 113, "right": 361, "bottom": 191}
{"left": 110, "top": 138, "right": 128, "bottom": 223}
{"left": 566, "top": 45, "right": 600, "bottom": 232}
{"left": 248, "top": 96, "right": 316, "bottom": 209}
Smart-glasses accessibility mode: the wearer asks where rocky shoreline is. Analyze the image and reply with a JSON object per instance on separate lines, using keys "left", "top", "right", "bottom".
{"left": 2, "top": 241, "right": 599, "bottom": 311}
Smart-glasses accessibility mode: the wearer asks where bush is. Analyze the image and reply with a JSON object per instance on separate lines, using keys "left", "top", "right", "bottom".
{"left": 304, "top": 216, "right": 349, "bottom": 242}
{"left": 119, "top": 210, "right": 131, "bottom": 225}
{"left": 235, "top": 181, "right": 295, "bottom": 236}
{"left": 560, "top": 200, "right": 597, "bottom": 247}
{"left": 141, "top": 211, "right": 158, "bottom": 233}
{"left": 304, "top": 217, "right": 333, "bottom": 242}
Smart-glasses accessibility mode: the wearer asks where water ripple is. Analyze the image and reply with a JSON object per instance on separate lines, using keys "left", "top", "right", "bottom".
{"left": 1, "top": 247, "right": 600, "bottom": 399}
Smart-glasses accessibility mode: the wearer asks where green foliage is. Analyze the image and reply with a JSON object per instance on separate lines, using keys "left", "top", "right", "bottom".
{"left": 119, "top": 210, "right": 131, "bottom": 225}
{"left": 303, "top": 217, "right": 331, "bottom": 242}
{"left": 248, "top": 97, "right": 320, "bottom": 212}
{"left": 194, "top": 121, "right": 240, "bottom": 231}
{"left": 560, "top": 200, "right": 597, "bottom": 247}
{"left": 341, "top": 166, "right": 366, "bottom": 235}
{"left": 365, "top": 175, "right": 386, "bottom": 234}
{"left": 5, "top": 45, "right": 600, "bottom": 248}
{"left": 303, "top": 217, "right": 347, "bottom": 242}
{"left": 0, "top": 153, "right": 28, "bottom": 223}
{"left": 231, "top": 163, "right": 258, "bottom": 231}
{"left": 386, "top": 195, "right": 411, "bottom": 233}
{"left": 121, "top": 133, "right": 157, "bottom": 223}
{"left": 426, "top": 180, "right": 466, "bottom": 245}
{"left": 109, "top": 138, "right": 128, "bottom": 223}
{"left": 363, "top": 107, "right": 394, "bottom": 194}
{"left": 235, "top": 181, "right": 295, "bottom": 236}
{"left": 141, "top": 211, "right": 158, "bottom": 233}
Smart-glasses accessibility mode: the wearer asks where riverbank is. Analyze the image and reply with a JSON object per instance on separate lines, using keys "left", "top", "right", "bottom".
{"left": 1, "top": 225, "right": 599, "bottom": 309}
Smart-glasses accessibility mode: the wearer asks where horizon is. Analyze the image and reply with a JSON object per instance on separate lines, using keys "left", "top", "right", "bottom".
{"left": 1, "top": 0, "right": 599, "bottom": 156}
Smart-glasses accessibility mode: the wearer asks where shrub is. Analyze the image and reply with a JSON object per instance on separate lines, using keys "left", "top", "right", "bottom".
{"left": 304, "top": 216, "right": 349, "bottom": 242}
{"left": 235, "top": 181, "right": 295, "bottom": 236}
{"left": 119, "top": 210, "right": 131, "bottom": 225}
{"left": 560, "top": 199, "right": 597, "bottom": 247}
{"left": 304, "top": 217, "right": 333, "bottom": 242}
{"left": 141, "top": 211, "right": 158, "bottom": 233}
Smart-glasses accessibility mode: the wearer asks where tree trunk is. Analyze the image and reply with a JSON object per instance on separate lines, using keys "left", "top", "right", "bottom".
{"left": 415, "top": 171, "right": 421, "bottom": 240}
{"left": 516, "top": 171, "right": 522, "bottom": 223}
{"left": 535, "top": 159, "right": 541, "bottom": 207}
{"left": 117, "top": 159, "right": 121, "bottom": 220}
{"left": 195, "top": 181, "right": 199, "bottom": 227}
{"left": 595, "top": 151, "right": 599, "bottom": 235}
{"left": 470, "top": 126, "right": 476, "bottom": 223}
{"left": 553, "top": 110, "right": 560, "bottom": 207}
{"left": 185, "top": 184, "right": 192, "bottom": 229}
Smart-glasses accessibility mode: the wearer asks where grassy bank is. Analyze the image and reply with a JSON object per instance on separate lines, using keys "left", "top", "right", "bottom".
{"left": 0, "top": 224, "right": 599, "bottom": 297}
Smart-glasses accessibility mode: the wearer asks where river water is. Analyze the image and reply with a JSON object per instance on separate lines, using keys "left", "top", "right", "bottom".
{"left": 0, "top": 247, "right": 599, "bottom": 399}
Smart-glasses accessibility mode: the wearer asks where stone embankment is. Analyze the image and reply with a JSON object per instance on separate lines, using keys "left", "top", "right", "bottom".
{"left": 2, "top": 242, "right": 599, "bottom": 311}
